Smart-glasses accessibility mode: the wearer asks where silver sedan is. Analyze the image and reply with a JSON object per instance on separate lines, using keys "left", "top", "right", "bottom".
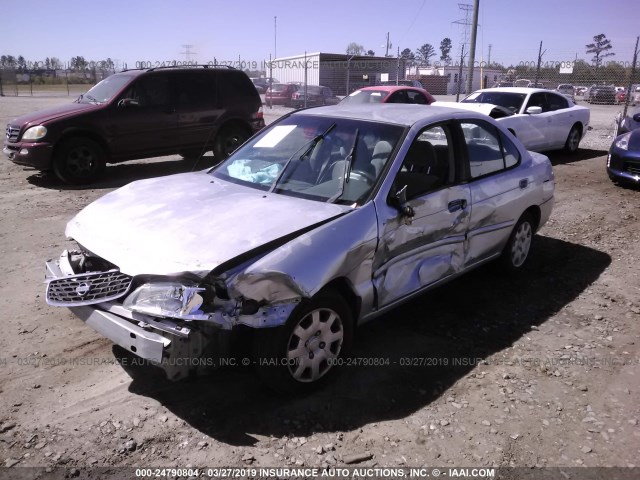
{"left": 45, "top": 104, "right": 555, "bottom": 391}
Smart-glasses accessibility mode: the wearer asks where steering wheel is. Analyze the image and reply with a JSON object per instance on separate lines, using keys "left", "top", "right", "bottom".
{"left": 349, "top": 169, "right": 376, "bottom": 185}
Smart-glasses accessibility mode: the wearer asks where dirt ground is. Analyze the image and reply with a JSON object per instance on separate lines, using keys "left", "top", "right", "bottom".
{"left": 0, "top": 95, "right": 639, "bottom": 477}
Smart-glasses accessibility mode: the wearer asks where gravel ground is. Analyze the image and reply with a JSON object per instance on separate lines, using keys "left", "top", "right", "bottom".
{"left": 0, "top": 95, "right": 638, "bottom": 476}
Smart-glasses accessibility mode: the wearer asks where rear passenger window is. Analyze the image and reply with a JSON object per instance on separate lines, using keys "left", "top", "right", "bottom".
{"left": 461, "top": 121, "right": 520, "bottom": 179}
{"left": 176, "top": 73, "right": 215, "bottom": 107}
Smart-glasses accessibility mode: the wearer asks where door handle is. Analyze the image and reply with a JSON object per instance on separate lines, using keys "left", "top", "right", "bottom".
{"left": 519, "top": 178, "right": 529, "bottom": 189}
{"left": 448, "top": 199, "right": 467, "bottom": 212}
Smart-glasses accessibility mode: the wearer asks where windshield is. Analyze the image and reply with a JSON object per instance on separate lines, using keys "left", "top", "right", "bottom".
{"left": 79, "top": 74, "right": 134, "bottom": 104}
{"left": 341, "top": 90, "right": 390, "bottom": 105}
{"left": 462, "top": 91, "right": 527, "bottom": 113}
{"left": 211, "top": 114, "right": 405, "bottom": 205}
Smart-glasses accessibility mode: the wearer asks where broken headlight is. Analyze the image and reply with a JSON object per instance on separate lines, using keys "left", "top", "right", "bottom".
{"left": 123, "top": 282, "right": 206, "bottom": 320}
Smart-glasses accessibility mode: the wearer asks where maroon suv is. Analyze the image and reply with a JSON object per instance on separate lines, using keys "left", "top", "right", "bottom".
{"left": 3, "top": 66, "right": 265, "bottom": 184}
{"left": 265, "top": 83, "right": 299, "bottom": 107}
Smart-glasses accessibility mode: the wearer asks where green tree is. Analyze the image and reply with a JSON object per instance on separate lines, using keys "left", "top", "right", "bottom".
{"left": 17, "top": 55, "right": 26, "bottom": 71}
{"left": 586, "top": 34, "right": 614, "bottom": 69}
{"left": 366, "top": 50, "right": 375, "bottom": 56}
{"left": 70, "top": 56, "right": 88, "bottom": 70}
{"left": 346, "top": 43, "right": 364, "bottom": 55}
{"left": 50, "top": 57, "right": 62, "bottom": 69}
{"left": 415, "top": 43, "right": 435, "bottom": 66}
{"left": 400, "top": 48, "right": 416, "bottom": 67}
{"left": 439, "top": 38, "right": 452, "bottom": 64}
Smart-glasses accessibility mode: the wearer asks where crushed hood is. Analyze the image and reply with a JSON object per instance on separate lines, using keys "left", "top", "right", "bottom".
{"left": 66, "top": 171, "right": 350, "bottom": 277}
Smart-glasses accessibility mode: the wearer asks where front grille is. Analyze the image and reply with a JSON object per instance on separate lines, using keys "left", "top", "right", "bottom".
{"left": 46, "top": 270, "right": 133, "bottom": 306}
{"left": 5, "top": 125, "right": 20, "bottom": 142}
{"left": 626, "top": 162, "right": 640, "bottom": 176}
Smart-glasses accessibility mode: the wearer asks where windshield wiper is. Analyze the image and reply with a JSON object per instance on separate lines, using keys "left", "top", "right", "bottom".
{"left": 269, "top": 123, "right": 336, "bottom": 193}
{"left": 85, "top": 94, "right": 100, "bottom": 104}
{"left": 328, "top": 128, "right": 359, "bottom": 203}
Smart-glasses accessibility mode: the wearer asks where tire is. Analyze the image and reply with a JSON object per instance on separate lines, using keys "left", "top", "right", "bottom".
{"left": 53, "top": 137, "right": 106, "bottom": 184}
{"left": 564, "top": 125, "right": 581, "bottom": 153}
{"left": 500, "top": 213, "right": 535, "bottom": 272}
{"left": 179, "top": 149, "right": 204, "bottom": 160}
{"left": 213, "top": 125, "right": 250, "bottom": 160}
{"left": 254, "top": 290, "right": 353, "bottom": 393}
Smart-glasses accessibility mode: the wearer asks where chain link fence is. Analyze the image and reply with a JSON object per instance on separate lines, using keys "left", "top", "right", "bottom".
{"left": 0, "top": 68, "right": 115, "bottom": 97}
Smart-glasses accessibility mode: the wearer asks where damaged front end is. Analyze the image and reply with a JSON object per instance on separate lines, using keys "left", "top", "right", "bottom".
{"left": 45, "top": 248, "right": 299, "bottom": 380}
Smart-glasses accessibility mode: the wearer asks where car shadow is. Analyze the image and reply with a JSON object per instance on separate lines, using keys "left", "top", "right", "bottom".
{"left": 120, "top": 236, "right": 610, "bottom": 446}
{"left": 546, "top": 148, "right": 607, "bottom": 166}
{"left": 25, "top": 155, "right": 218, "bottom": 191}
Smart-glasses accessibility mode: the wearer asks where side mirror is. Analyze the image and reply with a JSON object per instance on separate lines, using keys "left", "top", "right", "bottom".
{"left": 117, "top": 98, "right": 140, "bottom": 108}
{"left": 526, "top": 106, "right": 542, "bottom": 114}
{"left": 390, "top": 185, "right": 415, "bottom": 218}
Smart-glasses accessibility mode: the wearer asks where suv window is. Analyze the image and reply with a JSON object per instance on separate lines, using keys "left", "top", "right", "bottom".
{"left": 176, "top": 72, "right": 216, "bottom": 107}
{"left": 126, "top": 74, "right": 170, "bottom": 107}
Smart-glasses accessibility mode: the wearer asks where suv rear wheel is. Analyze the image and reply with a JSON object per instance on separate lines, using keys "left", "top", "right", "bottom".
{"left": 53, "top": 137, "right": 106, "bottom": 184}
{"left": 213, "top": 125, "right": 250, "bottom": 160}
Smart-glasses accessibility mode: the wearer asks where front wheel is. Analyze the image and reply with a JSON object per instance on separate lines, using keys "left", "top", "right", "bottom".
{"left": 213, "top": 126, "right": 250, "bottom": 160}
{"left": 254, "top": 290, "right": 353, "bottom": 393}
{"left": 564, "top": 125, "right": 581, "bottom": 153}
{"left": 500, "top": 213, "right": 534, "bottom": 272}
{"left": 53, "top": 137, "right": 106, "bottom": 184}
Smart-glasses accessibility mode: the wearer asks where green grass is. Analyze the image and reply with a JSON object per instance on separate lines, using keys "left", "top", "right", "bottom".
{"left": 2, "top": 83, "right": 89, "bottom": 97}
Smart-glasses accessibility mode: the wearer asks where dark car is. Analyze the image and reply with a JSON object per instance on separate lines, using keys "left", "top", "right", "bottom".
{"left": 290, "top": 86, "right": 339, "bottom": 108}
{"left": 616, "top": 107, "right": 640, "bottom": 135}
{"left": 3, "top": 66, "right": 265, "bottom": 184}
{"left": 250, "top": 78, "right": 269, "bottom": 93}
{"left": 265, "top": 83, "right": 299, "bottom": 107}
{"left": 608, "top": 128, "right": 640, "bottom": 186}
{"left": 340, "top": 86, "right": 435, "bottom": 106}
{"left": 587, "top": 85, "right": 616, "bottom": 104}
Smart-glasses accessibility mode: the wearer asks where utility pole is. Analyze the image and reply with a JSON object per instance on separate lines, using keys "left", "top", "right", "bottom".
{"left": 274, "top": 16, "right": 277, "bottom": 59}
{"left": 621, "top": 36, "right": 639, "bottom": 126}
{"left": 465, "top": 0, "right": 479, "bottom": 95}
{"left": 534, "top": 41, "right": 546, "bottom": 86}
{"left": 181, "top": 44, "right": 195, "bottom": 63}
{"left": 385, "top": 32, "right": 392, "bottom": 57}
{"left": 488, "top": 44, "right": 492, "bottom": 65}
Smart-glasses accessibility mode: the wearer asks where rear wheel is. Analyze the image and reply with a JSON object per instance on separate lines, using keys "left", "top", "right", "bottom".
{"left": 254, "top": 290, "right": 353, "bottom": 393}
{"left": 213, "top": 125, "right": 250, "bottom": 160}
{"left": 564, "top": 125, "right": 581, "bottom": 153}
{"left": 500, "top": 213, "right": 534, "bottom": 272}
{"left": 53, "top": 137, "right": 106, "bottom": 184}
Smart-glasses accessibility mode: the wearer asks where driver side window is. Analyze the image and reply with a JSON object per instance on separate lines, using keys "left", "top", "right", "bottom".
{"left": 393, "top": 125, "right": 453, "bottom": 199}
{"left": 125, "top": 75, "right": 170, "bottom": 107}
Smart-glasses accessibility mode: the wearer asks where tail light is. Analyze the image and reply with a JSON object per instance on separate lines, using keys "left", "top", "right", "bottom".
{"left": 255, "top": 106, "right": 264, "bottom": 120}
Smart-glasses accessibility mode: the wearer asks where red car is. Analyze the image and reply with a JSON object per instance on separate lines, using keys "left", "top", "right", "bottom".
{"left": 339, "top": 86, "right": 435, "bottom": 106}
{"left": 265, "top": 83, "right": 299, "bottom": 107}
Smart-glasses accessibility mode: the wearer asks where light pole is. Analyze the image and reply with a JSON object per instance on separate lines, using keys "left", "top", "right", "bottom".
{"left": 274, "top": 16, "right": 277, "bottom": 60}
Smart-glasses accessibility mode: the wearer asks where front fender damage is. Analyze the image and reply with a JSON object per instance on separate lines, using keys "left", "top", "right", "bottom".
{"left": 229, "top": 270, "right": 309, "bottom": 304}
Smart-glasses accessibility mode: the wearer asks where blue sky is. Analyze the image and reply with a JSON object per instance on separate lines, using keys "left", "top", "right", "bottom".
{"left": 1, "top": 0, "right": 638, "bottom": 69}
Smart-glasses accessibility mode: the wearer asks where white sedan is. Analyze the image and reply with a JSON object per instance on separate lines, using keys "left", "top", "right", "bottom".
{"left": 441, "top": 87, "right": 590, "bottom": 153}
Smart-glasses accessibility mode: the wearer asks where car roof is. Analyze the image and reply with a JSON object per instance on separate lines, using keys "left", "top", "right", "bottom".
{"left": 473, "top": 87, "right": 559, "bottom": 95}
{"left": 293, "top": 103, "right": 490, "bottom": 127}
